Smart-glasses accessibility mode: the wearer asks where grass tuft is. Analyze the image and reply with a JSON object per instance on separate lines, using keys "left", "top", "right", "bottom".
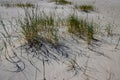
{"left": 66, "top": 57, "right": 81, "bottom": 76}
{"left": 1, "top": 3, "right": 35, "bottom": 8}
{"left": 67, "top": 14, "right": 95, "bottom": 44}
{"left": 18, "top": 9, "right": 58, "bottom": 47}
{"left": 75, "top": 5, "right": 94, "bottom": 12}
{"left": 16, "top": 3, "right": 35, "bottom": 8}
{"left": 51, "top": 0, "right": 72, "bottom": 5}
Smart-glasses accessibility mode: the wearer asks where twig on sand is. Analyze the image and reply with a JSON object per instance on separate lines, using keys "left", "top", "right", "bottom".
{"left": 115, "top": 37, "right": 120, "bottom": 49}
{"left": 35, "top": 68, "right": 37, "bottom": 80}
{"left": 43, "top": 57, "right": 46, "bottom": 80}
{"left": 88, "top": 47, "right": 110, "bottom": 59}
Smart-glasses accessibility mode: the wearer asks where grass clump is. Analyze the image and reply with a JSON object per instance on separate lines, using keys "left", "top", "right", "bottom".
{"left": 19, "top": 9, "right": 58, "bottom": 47}
{"left": 67, "top": 14, "right": 95, "bottom": 44}
{"left": 75, "top": 5, "right": 94, "bottom": 12}
{"left": 52, "top": 0, "right": 72, "bottom": 5}
{"left": 16, "top": 3, "right": 35, "bottom": 8}
{"left": 66, "top": 57, "right": 81, "bottom": 76}
{"left": 19, "top": 11, "right": 40, "bottom": 46}
{"left": 1, "top": 3, "right": 35, "bottom": 8}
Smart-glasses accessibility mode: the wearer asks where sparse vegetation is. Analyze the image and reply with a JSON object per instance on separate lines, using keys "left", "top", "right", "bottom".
{"left": 16, "top": 3, "right": 35, "bottom": 8}
{"left": 0, "top": 2, "right": 118, "bottom": 80}
{"left": 66, "top": 57, "right": 81, "bottom": 76}
{"left": 75, "top": 5, "right": 94, "bottom": 12}
{"left": 1, "top": 3, "right": 35, "bottom": 8}
{"left": 52, "top": 0, "right": 72, "bottom": 5}
{"left": 67, "top": 14, "right": 95, "bottom": 44}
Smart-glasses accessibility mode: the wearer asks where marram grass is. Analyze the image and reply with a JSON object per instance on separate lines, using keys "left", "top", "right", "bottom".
{"left": 52, "top": 0, "right": 72, "bottom": 5}
{"left": 18, "top": 9, "right": 58, "bottom": 47}
{"left": 1, "top": 3, "right": 35, "bottom": 8}
{"left": 75, "top": 5, "right": 94, "bottom": 12}
{"left": 67, "top": 14, "right": 95, "bottom": 44}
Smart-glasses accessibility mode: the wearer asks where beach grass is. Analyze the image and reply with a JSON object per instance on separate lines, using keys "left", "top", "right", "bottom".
{"left": 18, "top": 9, "right": 58, "bottom": 47}
{"left": 52, "top": 0, "right": 72, "bottom": 5}
{"left": 1, "top": 3, "right": 35, "bottom": 8}
{"left": 75, "top": 5, "right": 94, "bottom": 12}
{"left": 67, "top": 14, "right": 95, "bottom": 44}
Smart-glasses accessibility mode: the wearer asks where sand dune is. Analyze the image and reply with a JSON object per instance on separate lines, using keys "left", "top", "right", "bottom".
{"left": 0, "top": 0, "right": 120, "bottom": 80}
